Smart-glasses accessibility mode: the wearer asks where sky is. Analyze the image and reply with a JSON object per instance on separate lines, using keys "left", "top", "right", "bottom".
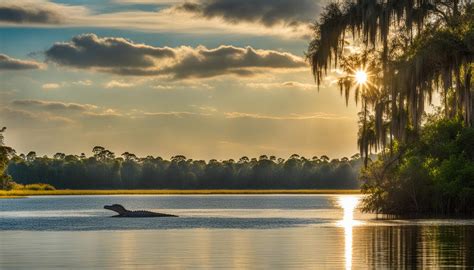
{"left": 0, "top": 0, "right": 360, "bottom": 160}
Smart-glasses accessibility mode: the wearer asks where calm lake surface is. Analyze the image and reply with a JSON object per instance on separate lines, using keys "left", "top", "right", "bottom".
{"left": 1, "top": 195, "right": 473, "bottom": 269}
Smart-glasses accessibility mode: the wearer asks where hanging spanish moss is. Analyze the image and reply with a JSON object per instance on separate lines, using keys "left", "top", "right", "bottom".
{"left": 308, "top": 0, "right": 474, "bottom": 163}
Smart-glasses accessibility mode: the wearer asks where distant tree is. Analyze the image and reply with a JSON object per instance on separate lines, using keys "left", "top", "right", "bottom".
{"left": 289, "top": 154, "right": 300, "bottom": 159}
{"left": 92, "top": 146, "right": 105, "bottom": 158}
{"left": 53, "top": 153, "right": 66, "bottom": 160}
{"left": 239, "top": 156, "right": 249, "bottom": 163}
{"left": 0, "top": 127, "right": 15, "bottom": 190}
{"left": 122, "top": 152, "right": 138, "bottom": 162}
{"left": 320, "top": 155, "right": 330, "bottom": 163}
{"left": 92, "top": 146, "right": 115, "bottom": 162}
{"left": 350, "top": 154, "right": 361, "bottom": 161}
{"left": 26, "top": 151, "right": 36, "bottom": 162}
{"left": 171, "top": 155, "right": 186, "bottom": 162}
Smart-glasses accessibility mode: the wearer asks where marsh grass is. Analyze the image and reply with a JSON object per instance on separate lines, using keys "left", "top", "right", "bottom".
{"left": 12, "top": 183, "right": 56, "bottom": 191}
{"left": 0, "top": 189, "right": 360, "bottom": 197}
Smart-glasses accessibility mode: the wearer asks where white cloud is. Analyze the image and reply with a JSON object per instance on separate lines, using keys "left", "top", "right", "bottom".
{"left": 72, "top": 79, "right": 93, "bottom": 86}
{"left": 42, "top": 83, "right": 61, "bottom": 90}
{"left": 247, "top": 81, "right": 317, "bottom": 91}
{"left": 224, "top": 112, "right": 350, "bottom": 120}
{"left": 104, "top": 80, "right": 136, "bottom": 89}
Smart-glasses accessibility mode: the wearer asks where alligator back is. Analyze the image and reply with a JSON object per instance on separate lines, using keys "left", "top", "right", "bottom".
{"left": 117, "top": 210, "right": 178, "bottom": 218}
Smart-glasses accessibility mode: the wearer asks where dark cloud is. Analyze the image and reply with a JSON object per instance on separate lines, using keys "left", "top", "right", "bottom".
{"left": 0, "top": 54, "right": 43, "bottom": 70}
{"left": 12, "top": 100, "right": 98, "bottom": 112}
{"left": 175, "top": 0, "right": 322, "bottom": 27}
{"left": 0, "top": 5, "right": 61, "bottom": 24}
{"left": 161, "top": 45, "right": 306, "bottom": 79}
{"left": 45, "top": 34, "right": 306, "bottom": 79}
{"left": 45, "top": 34, "right": 175, "bottom": 69}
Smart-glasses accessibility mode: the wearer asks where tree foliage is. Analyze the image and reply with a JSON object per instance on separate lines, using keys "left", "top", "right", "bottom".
{"left": 361, "top": 118, "right": 474, "bottom": 216}
{"left": 7, "top": 148, "right": 363, "bottom": 190}
{"left": 308, "top": 0, "right": 474, "bottom": 216}
{"left": 0, "top": 127, "right": 15, "bottom": 190}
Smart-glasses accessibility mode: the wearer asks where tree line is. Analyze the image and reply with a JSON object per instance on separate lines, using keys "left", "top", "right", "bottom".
{"left": 7, "top": 146, "right": 363, "bottom": 189}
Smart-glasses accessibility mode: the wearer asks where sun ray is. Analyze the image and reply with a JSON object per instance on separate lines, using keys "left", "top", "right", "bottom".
{"left": 355, "top": 70, "right": 368, "bottom": 85}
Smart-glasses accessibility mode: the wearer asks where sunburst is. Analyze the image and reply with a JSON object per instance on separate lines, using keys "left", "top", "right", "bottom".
{"left": 349, "top": 67, "right": 376, "bottom": 89}
{"left": 355, "top": 69, "right": 368, "bottom": 85}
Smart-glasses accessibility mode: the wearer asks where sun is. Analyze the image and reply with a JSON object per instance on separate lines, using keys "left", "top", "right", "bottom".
{"left": 355, "top": 70, "right": 368, "bottom": 85}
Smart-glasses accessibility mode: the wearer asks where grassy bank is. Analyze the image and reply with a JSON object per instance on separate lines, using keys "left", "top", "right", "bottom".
{"left": 0, "top": 189, "right": 360, "bottom": 197}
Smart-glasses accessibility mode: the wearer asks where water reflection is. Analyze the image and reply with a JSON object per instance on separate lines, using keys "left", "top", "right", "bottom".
{"left": 337, "top": 196, "right": 360, "bottom": 227}
{"left": 358, "top": 225, "right": 474, "bottom": 268}
{"left": 337, "top": 195, "right": 360, "bottom": 270}
{"left": 335, "top": 195, "right": 474, "bottom": 269}
{"left": 1, "top": 195, "right": 474, "bottom": 268}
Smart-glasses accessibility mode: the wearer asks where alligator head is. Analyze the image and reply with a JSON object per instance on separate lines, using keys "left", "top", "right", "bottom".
{"left": 104, "top": 204, "right": 128, "bottom": 215}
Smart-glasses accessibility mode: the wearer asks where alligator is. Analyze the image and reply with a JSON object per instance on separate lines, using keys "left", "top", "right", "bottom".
{"left": 104, "top": 204, "right": 178, "bottom": 218}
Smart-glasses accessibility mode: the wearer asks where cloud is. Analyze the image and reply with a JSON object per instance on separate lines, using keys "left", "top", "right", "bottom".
{"left": 82, "top": 108, "right": 123, "bottom": 118}
{"left": 42, "top": 83, "right": 61, "bottom": 90}
{"left": 0, "top": 107, "right": 74, "bottom": 128}
{"left": 151, "top": 81, "right": 214, "bottom": 90}
{"left": 104, "top": 80, "right": 135, "bottom": 89}
{"left": 0, "top": 1, "right": 317, "bottom": 39}
{"left": 0, "top": 1, "right": 87, "bottom": 25}
{"left": 152, "top": 84, "right": 174, "bottom": 90}
{"left": 45, "top": 34, "right": 306, "bottom": 79}
{"left": 224, "top": 112, "right": 350, "bottom": 121}
{"left": 113, "top": 0, "right": 182, "bottom": 4}
{"left": 143, "top": 111, "right": 199, "bottom": 117}
{"left": 0, "top": 5, "right": 60, "bottom": 24}
{"left": 80, "top": 8, "right": 313, "bottom": 39}
{"left": 191, "top": 105, "right": 218, "bottom": 113}
{"left": 174, "top": 0, "right": 322, "bottom": 28}
{"left": 72, "top": 80, "right": 93, "bottom": 86}
{"left": 247, "top": 81, "right": 317, "bottom": 91}
{"left": 12, "top": 99, "right": 98, "bottom": 112}
{"left": 0, "top": 54, "right": 43, "bottom": 70}
{"left": 41, "top": 80, "right": 93, "bottom": 90}
{"left": 45, "top": 34, "right": 175, "bottom": 69}
{"left": 159, "top": 45, "right": 306, "bottom": 79}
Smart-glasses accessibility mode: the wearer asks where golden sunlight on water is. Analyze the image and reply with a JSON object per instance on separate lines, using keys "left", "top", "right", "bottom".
{"left": 1, "top": 196, "right": 473, "bottom": 269}
{"left": 337, "top": 195, "right": 361, "bottom": 270}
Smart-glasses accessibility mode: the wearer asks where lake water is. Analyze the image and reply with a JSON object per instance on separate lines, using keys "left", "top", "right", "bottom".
{"left": 1, "top": 195, "right": 473, "bottom": 269}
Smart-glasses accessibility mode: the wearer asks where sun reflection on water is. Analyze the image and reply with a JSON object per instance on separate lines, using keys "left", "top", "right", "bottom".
{"left": 338, "top": 196, "right": 360, "bottom": 227}
{"left": 337, "top": 196, "right": 361, "bottom": 270}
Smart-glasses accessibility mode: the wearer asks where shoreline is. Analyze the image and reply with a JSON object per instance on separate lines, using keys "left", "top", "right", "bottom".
{"left": 0, "top": 189, "right": 360, "bottom": 198}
